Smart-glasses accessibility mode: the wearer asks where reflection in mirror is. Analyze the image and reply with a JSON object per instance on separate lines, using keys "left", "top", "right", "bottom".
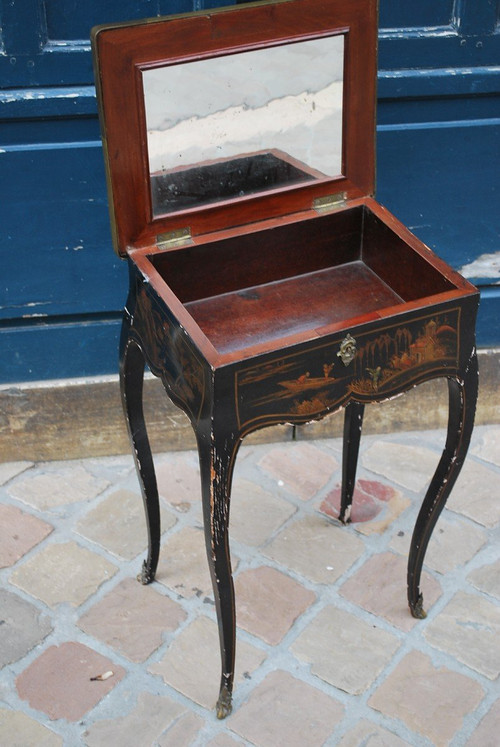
{"left": 143, "top": 34, "right": 344, "bottom": 216}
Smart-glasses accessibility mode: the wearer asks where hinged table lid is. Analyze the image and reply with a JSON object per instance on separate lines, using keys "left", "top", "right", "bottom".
{"left": 92, "top": 0, "right": 377, "bottom": 257}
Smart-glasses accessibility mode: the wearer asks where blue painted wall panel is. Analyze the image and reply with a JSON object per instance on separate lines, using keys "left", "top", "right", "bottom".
{"left": 0, "top": 0, "right": 499, "bottom": 383}
{"left": 0, "top": 317, "right": 122, "bottom": 382}
{"left": 476, "top": 288, "right": 500, "bottom": 348}
{"left": 0, "top": 144, "right": 125, "bottom": 320}
{"left": 376, "top": 119, "right": 500, "bottom": 277}
{"left": 45, "top": 1, "right": 187, "bottom": 39}
{"left": 0, "top": 0, "right": 231, "bottom": 86}
{"left": 379, "top": 0, "right": 455, "bottom": 29}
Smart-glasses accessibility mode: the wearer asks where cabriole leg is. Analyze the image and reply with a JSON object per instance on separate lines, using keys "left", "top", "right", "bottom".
{"left": 197, "top": 427, "right": 239, "bottom": 719}
{"left": 120, "top": 329, "right": 161, "bottom": 585}
{"left": 339, "top": 400, "right": 365, "bottom": 524}
{"left": 407, "top": 351, "right": 478, "bottom": 618}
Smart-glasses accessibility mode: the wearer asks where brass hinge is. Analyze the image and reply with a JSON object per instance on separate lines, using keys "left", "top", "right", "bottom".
{"left": 313, "top": 192, "right": 347, "bottom": 214}
{"left": 156, "top": 227, "right": 193, "bottom": 250}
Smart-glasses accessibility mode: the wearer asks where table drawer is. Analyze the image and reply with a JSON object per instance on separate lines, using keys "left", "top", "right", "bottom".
{"left": 235, "top": 307, "right": 460, "bottom": 431}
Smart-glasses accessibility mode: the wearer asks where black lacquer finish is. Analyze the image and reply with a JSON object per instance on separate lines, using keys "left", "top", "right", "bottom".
{"left": 340, "top": 400, "right": 365, "bottom": 524}
{"left": 407, "top": 348, "right": 478, "bottom": 618}
{"left": 93, "top": 0, "right": 479, "bottom": 719}
{"left": 119, "top": 257, "right": 478, "bottom": 717}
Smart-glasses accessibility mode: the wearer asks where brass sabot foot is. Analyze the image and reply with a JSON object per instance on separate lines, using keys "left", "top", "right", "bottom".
{"left": 137, "top": 559, "right": 155, "bottom": 585}
{"left": 410, "top": 593, "right": 427, "bottom": 619}
{"left": 216, "top": 685, "right": 233, "bottom": 719}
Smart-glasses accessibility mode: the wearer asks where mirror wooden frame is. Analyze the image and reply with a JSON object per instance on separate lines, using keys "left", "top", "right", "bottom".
{"left": 92, "top": 0, "right": 377, "bottom": 257}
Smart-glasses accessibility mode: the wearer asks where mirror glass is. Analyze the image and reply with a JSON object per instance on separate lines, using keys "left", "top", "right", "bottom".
{"left": 143, "top": 34, "right": 344, "bottom": 216}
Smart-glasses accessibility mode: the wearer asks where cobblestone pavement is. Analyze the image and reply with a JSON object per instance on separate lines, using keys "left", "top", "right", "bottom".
{"left": 1, "top": 425, "right": 499, "bottom": 746}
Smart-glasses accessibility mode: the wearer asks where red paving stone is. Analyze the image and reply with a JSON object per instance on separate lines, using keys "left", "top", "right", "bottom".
{"left": 235, "top": 565, "right": 315, "bottom": 644}
{"left": 228, "top": 670, "right": 344, "bottom": 745}
{"left": 368, "top": 650, "right": 484, "bottom": 745}
{"left": 340, "top": 551, "right": 442, "bottom": 630}
{"left": 320, "top": 479, "right": 398, "bottom": 523}
{"left": 258, "top": 442, "right": 338, "bottom": 500}
{"left": 16, "top": 642, "right": 125, "bottom": 721}
{"left": 78, "top": 577, "right": 187, "bottom": 662}
{"left": 0, "top": 504, "right": 53, "bottom": 568}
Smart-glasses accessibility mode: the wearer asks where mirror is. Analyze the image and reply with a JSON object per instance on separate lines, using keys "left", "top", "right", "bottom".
{"left": 142, "top": 34, "right": 345, "bottom": 217}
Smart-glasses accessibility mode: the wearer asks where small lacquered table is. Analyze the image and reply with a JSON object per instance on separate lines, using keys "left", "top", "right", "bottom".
{"left": 92, "top": 0, "right": 478, "bottom": 718}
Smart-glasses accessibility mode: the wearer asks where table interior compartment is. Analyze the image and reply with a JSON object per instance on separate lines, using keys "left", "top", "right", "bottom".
{"left": 149, "top": 204, "right": 458, "bottom": 354}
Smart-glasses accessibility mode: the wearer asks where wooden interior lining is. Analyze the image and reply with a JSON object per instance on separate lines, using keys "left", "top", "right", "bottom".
{"left": 150, "top": 206, "right": 364, "bottom": 302}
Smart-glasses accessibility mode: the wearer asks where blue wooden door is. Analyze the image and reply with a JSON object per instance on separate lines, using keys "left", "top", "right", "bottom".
{"left": 377, "top": 0, "right": 500, "bottom": 348}
{"left": 0, "top": 0, "right": 231, "bottom": 383}
{"left": 1, "top": 0, "right": 498, "bottom": 383}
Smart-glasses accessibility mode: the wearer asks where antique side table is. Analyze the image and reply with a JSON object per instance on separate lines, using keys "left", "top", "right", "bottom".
{"left": 92, "top": 0, "right": 478, "bottom": 718}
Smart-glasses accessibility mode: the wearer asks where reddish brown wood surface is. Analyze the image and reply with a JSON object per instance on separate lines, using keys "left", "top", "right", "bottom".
{"left": 128, "top": 196, "right": 477, "bottom": 367}
{"left": 185, "top": 261, "right": 403, "bottom": 354}
{"left": 150, "top": 206, "right": 364, "bottom": 303}
{"left": 145, "top": 201, "right": 476, "bottom": 361}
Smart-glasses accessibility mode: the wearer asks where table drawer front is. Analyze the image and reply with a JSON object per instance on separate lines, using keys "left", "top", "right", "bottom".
{"left": 235, "top": 308, "right": 460, "bottom": 430}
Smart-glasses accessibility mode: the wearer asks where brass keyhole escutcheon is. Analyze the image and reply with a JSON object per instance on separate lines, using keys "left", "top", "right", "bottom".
{"left": 337, "top": 333, "right": 357, "bottom": 366}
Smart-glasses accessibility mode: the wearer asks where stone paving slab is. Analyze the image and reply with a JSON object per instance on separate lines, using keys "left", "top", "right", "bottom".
{"left": 75, "top": 489, "right": 176, "bottom": 560}
{"left": 227, "top": 670, "right": 345, "bottom": 746}
{"left": 155, "top": 526, "right": 218, "bottom": 600}
{"left": 157, "top": 710, "right": 205, "bottom": 747}
{"left": 290, "top": 605, "right": 400, "bottom": 695}
{"left": 0, "top": 503, "right": 53, "bottom": 568}
{"left": 339, "top": 551, "right": 442, "bottom": 631}
{"left": 368, "top": 650, "right": 484, "bottom": 745}
{"left": 0, "top": 461, "right": 33, "bottom": 486}
{"left": 468, "top": 557, "right": 500, "bottom": 600}
{"left": 447, "top": 458, "right": 500, "bottom": 527}
{"left": 263, "top": 514, "right": 365, "bottom": 584}
{"left": 0, "top": 423, "right": 499, "bottom": 746}
{"left": 6, "top": 464, "right": 109, "bottom": 511}
{"left": 234, "top": 565, "right": 315, "bottom": 644}
{"left": 390, "top": 514, "right": 487, "bottom": 575}
{"left": 424, "top": 590, "right": 500, "bottom": 680}
{"left": 77, "top": 578, "right": 187, "bottom": 663}
{"left": 0, "top": 707, "right": 63, "bottom": 747}
{"left": 320, "top": 479, "right": 410, "bottom": 535}
{"left": 83, "top": 692, "right": 197, "bottom": 747}
{"left": 10, "top": 541, "right": 117, "bottom": 608}
{"left": 206, "top": 734, "right": 243, "bottom": 747}
{"left": 361, "top": 441, "right": 440, "bottom": 492}
{"left": 149, "top": 616, "right": 265, "bottom": 710}
{"left": 16, "top": 642, "right": 126, "bottom": 721}
{"left": 0, "top": 589, "right": 53, "bottom": 668}
{"left": 470, "top": 425, "right": 500, "bottom": 466}
{"left": 230, "top": 478, "right": 296, "bottom": 547}
{"left": 338, "top": 719, "right": 408, "bottom": 746}
{"left": 258, "top": 442, "right": 338, "bottom": 500}
{"left": 466, "top": 698, "right": 500, "bottom": 747}
{"left": 155, "top": 450, "right": 202, "bottom": 512}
